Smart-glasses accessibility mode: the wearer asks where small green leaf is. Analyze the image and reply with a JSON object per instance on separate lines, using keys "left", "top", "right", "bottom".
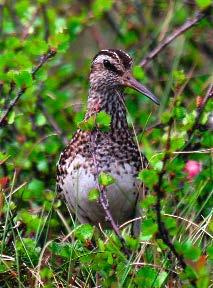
{"left": 98, "top": 172, "right": 115, "bottom": 186}
{"left": 141, "top": 195, "right": 156, "bottom": 209}
{"left": 170, "top": 136, "right": 185, "bottom": 151}
{"left": 161, "top": 111, "right": 171, "bottom": 124}
{"left": 14, "top": 71, "right": 33, "bottom": 88}
{"left": 173, "top": 106, "right": 186, "bottom": 120}
{"left": 135, "top": 266, "right": 158, "bottom": 286}
{"left": 173, "top": 69, "right": 186, "bottom": 86}
{"left": 36, "top": 113, "right": 46, "bottom": 126}
{"left": 141, "top": 219, "right": 158, "bottom": 239}
{"left": 78, "top": 116, "right": 95, "bottom": 131}
{"left": 195, "top": 0, "right": 212, "bottom": 9}
{"left": 8, "top": 111, "right": 15, "bottom": 124}
{"left": 49, "top": 33, "right": 70, "bottom": 52}
{"left": 125, "top": 235, "right": 139, "bottom": 250}
{"left": 207, "top": 245, "right": 213, "bottom": 260}
{"left": 25, "top": 39, "right": 48, "bottom": 55}
{"left": 92, "top": 0, "right": 114, "bottom": 17}
{"left": 96, "top": 111, "right": 111, "bottom": 131}
{"left": 25, "top": 179, "right": 44, "bottom": 199}
{"left": 176, "top": 240, "right": 201, "bottom": 261}
{"left": 138, "top": 169, "right": 158, "bottom": 188}
{"left": 40, "top": 267, "right": 53, "bottom": 279}
{"left": 156, "top": 271, "right": 168, "bottom": 287}
{"left": 88, "top": 188, "right": 100, "bottom": 201}
{"left": 75, "top": 224, "right": 94, "bottom": 241}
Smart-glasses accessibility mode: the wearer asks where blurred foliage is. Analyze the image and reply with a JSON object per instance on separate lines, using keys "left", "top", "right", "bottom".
{"left": 0, "top": 0, "right": 212, "bottom": 287}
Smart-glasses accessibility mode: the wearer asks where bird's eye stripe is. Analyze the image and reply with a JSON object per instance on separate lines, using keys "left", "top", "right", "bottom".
{"left": 103, "top": 59, "right": 123, "bottom": 75}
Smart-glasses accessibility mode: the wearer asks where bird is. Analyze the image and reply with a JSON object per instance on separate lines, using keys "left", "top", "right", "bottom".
{"left": 56, "top": 49, "right": 159, "bottom": 231}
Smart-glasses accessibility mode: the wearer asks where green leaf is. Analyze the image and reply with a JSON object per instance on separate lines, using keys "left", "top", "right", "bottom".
{"left": 138, "top": 169, "right": 158, "bottom": 188}
{"left": 78, "top": 115, "right": 95, "bottom": 131}
{"left": 173, "top": 69, "right": 186, "bottom": 86}
{"left": 173, "top": 106, "right": 186, "bottom": 120}
{"left": 207, "top": 245, "right": 213, "bottom": 260}
{"left": 156, "top": 271, "right": 168, "bottom": 287}
{"left": 98, "top": 172, "right": 115, "bottom": 186}
{"left": 177, "top": 241, "right": 201, "bottom": 261}
{"left": 180, "top": 266, "right": 197, "bottom": 281}
{"left": 37, "top": 159, "right": 48, "bottom": 172}
{"left": 14, "top": 71, "right": 33, "bottom": 88}
{"left": 75, "top": 224, "right": 94, "bottom": 241}
{"left": 34, "top": 68, "right": 48, "bottom": 81}
{"left": 161, "top": 111, "right": 171, "bottom": 124}
{"left": 170, "top": 136, "right": 185, "bottom": 151}
{"left": 50, "top": 242, "right": 73, "bottom": 258}
{"left": 36, "top": 113, "right": 46, "bottom": 126}
{"left": 135, "top": 266, "right": 158, "bottom": 286}
{"left": 96, "top": 111, "right": 111, "bottom": 131}
{"left": 141, "top": 219, "right": 158, "bottom": 240}
{"left": 92, "top": 0, "right": 114, "bottom": 17}
{"left": 125, "top": 235, "right": 139, "bottom": 250}
{"left": 8, "top": 111, "right": 16, "bottom": 124}
{"left": 25, "top": 179, "right": 44, "bottom": 199}
{"left": 40, "top": 267, "right": 53, "bottom": 279}
{"left": 88, "top": 188, "right": 100, "bottom": 201}
{"left": 195, "top": 0, "right": 212, "bottom": 9}
{"left": 141, "top": 195, "right": 156, "bottom": 209}
{"left": 25, "top": 39, "right": 48, "bottom": 55}
{"left": 49, "top": 33, "right": 70, "bottom": 52}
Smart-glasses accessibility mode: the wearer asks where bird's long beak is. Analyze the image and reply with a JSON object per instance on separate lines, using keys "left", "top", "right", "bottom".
{"left": 123, "top": 73, "right": 160, "bottom": 105}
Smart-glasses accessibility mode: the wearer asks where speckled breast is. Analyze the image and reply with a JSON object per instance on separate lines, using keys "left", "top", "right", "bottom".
{"left": 56, "top": 129, "right": 145, "bottom": 227}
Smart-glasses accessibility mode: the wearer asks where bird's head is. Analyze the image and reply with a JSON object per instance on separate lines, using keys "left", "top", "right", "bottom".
{"left": 90, "top": 49, "right": 159, "bottom": 105}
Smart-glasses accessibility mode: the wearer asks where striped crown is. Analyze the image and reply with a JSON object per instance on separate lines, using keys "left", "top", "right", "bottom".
{"left": 92, "top": 49, "right": 133, "bottom": 70}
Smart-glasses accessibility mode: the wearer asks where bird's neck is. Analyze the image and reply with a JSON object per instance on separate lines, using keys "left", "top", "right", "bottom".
{"left": 86, "top": 86, "right": 128, "bottom": 130}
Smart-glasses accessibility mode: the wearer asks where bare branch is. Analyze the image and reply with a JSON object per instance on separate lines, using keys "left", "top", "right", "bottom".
{"left": 140, "top": 9, "right": 210, "bottom": 68}
{"left": 0, "top": 49, "right": 57, "bottom": 128}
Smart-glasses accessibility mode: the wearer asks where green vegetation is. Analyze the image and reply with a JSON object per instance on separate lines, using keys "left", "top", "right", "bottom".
{"left": 0, "top": 1, "right": 212, "bottom": 287}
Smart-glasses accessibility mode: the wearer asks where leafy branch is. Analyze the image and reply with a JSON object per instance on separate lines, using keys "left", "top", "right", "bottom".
{"left": 185, "top": 84, "right": 213, "bottom": 147}
{"left": 0, "top": 48, "right": 57, "bottom": 128}
{"left": 153, "top": 84, "right": 212, "bottom": 285}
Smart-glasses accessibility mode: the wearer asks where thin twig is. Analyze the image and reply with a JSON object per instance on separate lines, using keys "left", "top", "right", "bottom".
{"left": 90, "top": 133, "right": 130, "bottom": 256}
{"left": 41, "top": 4, "right": 49, "bottom": 42}
{"left": 154, "top": 118, "right": 187, "bottom": 270}
{"left": 140, "top": 8, "right": 210, "bottom": 68}
{"left": 187, "top": 84, "right": 213, "bottom": 142}
{"left": 0, "top": 48, "right": 57, "bottom": 128}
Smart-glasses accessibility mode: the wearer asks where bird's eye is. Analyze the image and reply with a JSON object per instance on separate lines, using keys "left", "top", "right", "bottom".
{"left": 103, "top": 59, "right": 118, "bottom": 73}
{"left": 103, "top": 59, "right": 112, "bottom": 68}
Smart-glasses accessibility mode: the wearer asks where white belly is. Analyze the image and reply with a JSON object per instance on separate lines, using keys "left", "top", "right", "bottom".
{"left": 61, "top": 155, "right": 139, "bottom": 226}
